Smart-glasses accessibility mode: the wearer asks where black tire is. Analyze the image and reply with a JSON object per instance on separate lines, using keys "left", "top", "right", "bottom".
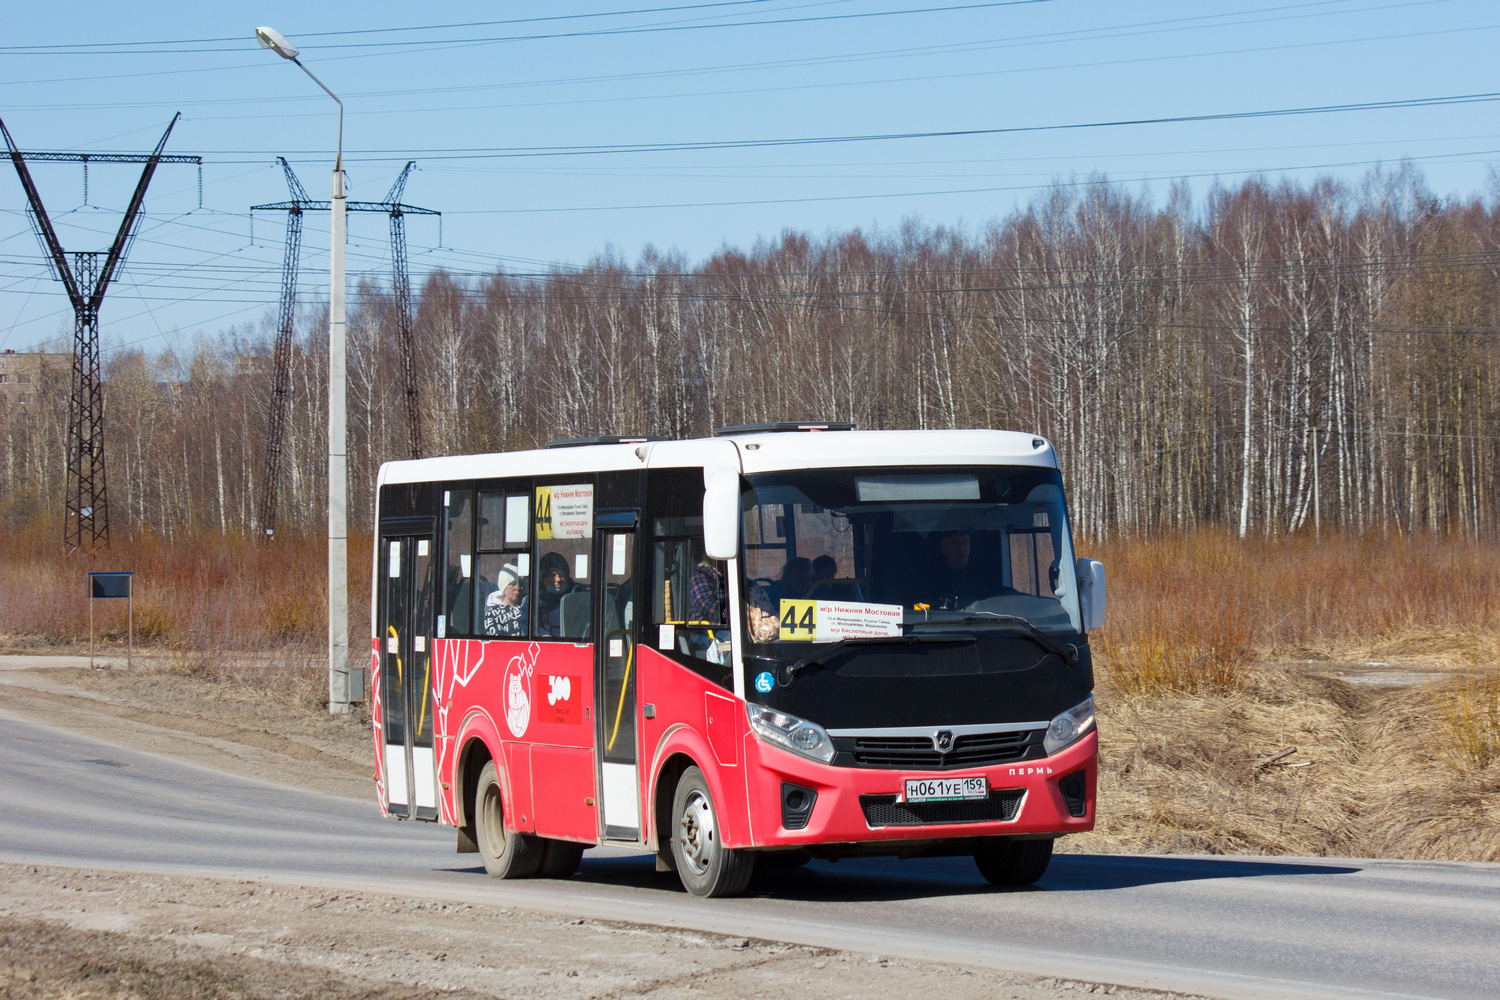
{"left": 974, "top": 837, "right": 1053, "bottom": 886}
{"left": 536, "top": 838, "right": 585, "bottom": 879}
{"left": 474, "top": 760, "right": 542, "bottom": 878}
{"left": 670, "top": 766, "right": 754, "bottom": 897}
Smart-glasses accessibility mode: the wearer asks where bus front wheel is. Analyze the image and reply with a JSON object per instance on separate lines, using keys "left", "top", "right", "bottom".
{"left": 974, "top": 837, "right": 1053, "bottom": 886}
{"left": 670, "top": 766, "right": 753, "bottom": 897}
{"left": 475, "top": 760, "right": 542, "bottom": 878}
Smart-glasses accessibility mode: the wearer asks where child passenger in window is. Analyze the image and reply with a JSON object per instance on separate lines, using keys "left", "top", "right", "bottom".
{"left": 483, "top": 563, "right": 527, "bottom": 636}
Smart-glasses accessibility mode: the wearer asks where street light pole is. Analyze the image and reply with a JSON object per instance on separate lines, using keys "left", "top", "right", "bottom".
{"left": 328, "top": 147, "right": 349, "bottom": 717}
{"left": 256, "top": 26, "right": 351, "bottom": 715}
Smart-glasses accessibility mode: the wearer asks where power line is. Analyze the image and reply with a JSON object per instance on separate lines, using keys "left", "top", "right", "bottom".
{"left": 0, "top": 1, "right": 785, "bottom": 51}
{"left": 0, "top": 2, "right": 1052, "bottom": 56}
{"left": 43, "top": 18, "right": 1492, "bottom": 123}
{"left": 0, "top": 0, "right": 1406, "bottom": 87}
{"left": 192, "top": 89, "right": 1500, "bottom": 162}
{"left": 397, "top": 148, "right": 1500, "bottom": 213}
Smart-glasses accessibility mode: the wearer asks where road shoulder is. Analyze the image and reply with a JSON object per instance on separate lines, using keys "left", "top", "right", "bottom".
{"left": 0, "top": 862, "right": 1195, "bottom": 1000}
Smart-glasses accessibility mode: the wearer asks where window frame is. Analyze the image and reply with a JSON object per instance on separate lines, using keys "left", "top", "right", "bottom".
{"left": 531, "top": 474, "right": 597, "bottom": 642}
{"left": 644, "top": 468, "right": 732, "bottom": 689}
{"left": 474, "top": 485, "right": 533, "bottom": 638}
{"left": 441, "top": 486, "right": 476, "bottom": 639}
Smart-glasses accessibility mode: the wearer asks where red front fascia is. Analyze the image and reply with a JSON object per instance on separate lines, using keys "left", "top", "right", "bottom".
{"left": 735, "top": 729, "right": 1096, "bottom": 848}
{"left": 633, "top": 643, "right": 1096, "bottom": 851}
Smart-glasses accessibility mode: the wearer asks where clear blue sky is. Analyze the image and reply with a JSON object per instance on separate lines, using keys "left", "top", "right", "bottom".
{"left": 3, "top": 0, "right": 1497, "bottom": 354}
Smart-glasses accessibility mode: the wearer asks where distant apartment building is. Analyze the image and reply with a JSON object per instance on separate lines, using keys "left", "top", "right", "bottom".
{"left": 0, "top": 349, "right": 71, "bottom": 408}
{"left": 233, "top": 353, "right": 274, "bottom": 381}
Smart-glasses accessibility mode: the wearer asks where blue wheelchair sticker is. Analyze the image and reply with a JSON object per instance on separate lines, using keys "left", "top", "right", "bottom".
{"left": 754, "top": 671, "right": 775, "bottom": 693}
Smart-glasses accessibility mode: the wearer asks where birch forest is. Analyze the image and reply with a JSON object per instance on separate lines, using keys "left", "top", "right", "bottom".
{"left": 4, "top": 167, "right": 1499, "bottom": 541}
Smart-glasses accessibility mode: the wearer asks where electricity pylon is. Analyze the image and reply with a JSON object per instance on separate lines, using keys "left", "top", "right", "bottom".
{"left": 256, "top": 158, "right": 311, "bottom": 538}
{"left": 1, "top": 115, "right": 199, "bottom": 555}
{"left": 385, "top": 162, "right": 423, "bottom": 461}
{"left": 252, "top": 161, "right": 437, "bottom": 536}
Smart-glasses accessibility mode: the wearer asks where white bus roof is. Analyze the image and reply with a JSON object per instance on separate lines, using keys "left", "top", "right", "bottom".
{"left": 377, "top": 429, "right": 1056, "bottom": 487}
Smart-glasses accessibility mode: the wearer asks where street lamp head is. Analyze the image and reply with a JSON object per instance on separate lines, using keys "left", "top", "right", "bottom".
{"left": 255, "top": 26, "right": 299, "bottom": 60}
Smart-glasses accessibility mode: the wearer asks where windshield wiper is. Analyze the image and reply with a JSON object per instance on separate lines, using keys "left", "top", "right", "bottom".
{"left": 912, "top": 612, "right": 1078, "bottom": 665}
{"left": 780, "top": 634, "right": 972, "bottom": 683}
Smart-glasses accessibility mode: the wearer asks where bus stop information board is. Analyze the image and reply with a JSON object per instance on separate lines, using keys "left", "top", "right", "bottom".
{"left": 90, "top": 572, "right": 132, "bottom": 599}
{"left": 87, "top": 571, "right": 133, "bottom": 668}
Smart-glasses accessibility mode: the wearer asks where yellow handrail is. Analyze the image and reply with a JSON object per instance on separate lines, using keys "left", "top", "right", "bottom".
{"left": 387, "top": 624, "right": 402, "bottom": 683}
{"left": 605, "top": 635, "right": 634, "bottom": 753}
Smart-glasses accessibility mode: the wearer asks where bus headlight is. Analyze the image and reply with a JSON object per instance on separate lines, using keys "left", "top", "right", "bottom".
{"left": 747, "top": 704, "right": 836, "bottom": 764}
{"left": 1044, "top": 695, "right": 1096, "bottom": 756}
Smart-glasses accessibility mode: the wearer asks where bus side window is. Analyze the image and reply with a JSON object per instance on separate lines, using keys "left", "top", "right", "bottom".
{"left": 646, "top": 469, "right": 730, "bottom": 687}
{"left": 653, "top": 517, "right": 728, "bottom": 666}
{"left": 475, "top": 490, "right": 530, "bottom": 637}
{"left": 533, "top": 537, "right": 590, "bottom": 639}
{"left": 444, "top": 490, "right": 474, "bottom": 636}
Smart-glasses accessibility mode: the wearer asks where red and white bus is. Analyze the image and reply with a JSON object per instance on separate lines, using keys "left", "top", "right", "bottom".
{"left": 371, "top": 424, "right": 1104, "bottom": 897}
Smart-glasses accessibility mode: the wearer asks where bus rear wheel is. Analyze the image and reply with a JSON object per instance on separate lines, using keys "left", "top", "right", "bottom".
{"left": 671, "top": 766, "right": 753, "bottom": 897}
{"left": 974, "top": 837, "right": 1053, "bottom": 886}
{"left": 475, "top": 760, "right": 542, "bottom": 878}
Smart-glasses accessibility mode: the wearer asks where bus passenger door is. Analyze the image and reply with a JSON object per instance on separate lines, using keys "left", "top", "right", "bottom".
{"left": 594, "top": 522, "right": 640, "bottom": 840}
{"left": 379, "top": 533, "right": 438, "bottom": 820}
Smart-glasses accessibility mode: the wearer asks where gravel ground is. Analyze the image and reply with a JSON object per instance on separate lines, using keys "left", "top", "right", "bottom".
{"left": 0, "top": 864, "right": 1205, "bottom": 1000}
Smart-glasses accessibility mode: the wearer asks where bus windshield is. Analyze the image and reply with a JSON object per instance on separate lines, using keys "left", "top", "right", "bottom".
{"left": 739, "top": 466, "right": 1082, "bottom": 654}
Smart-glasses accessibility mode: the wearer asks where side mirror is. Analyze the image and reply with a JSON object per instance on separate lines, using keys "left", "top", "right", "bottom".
{"left": 1075, "top": 557, "right": 1106, "bottom": 632}
{"left": 703, "top": 473, "right": 740, "bottom": 561}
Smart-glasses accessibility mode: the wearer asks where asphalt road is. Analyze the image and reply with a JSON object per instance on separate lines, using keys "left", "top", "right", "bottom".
{"left": 1, "top": 713, "right": 1496, "bottom": 1000}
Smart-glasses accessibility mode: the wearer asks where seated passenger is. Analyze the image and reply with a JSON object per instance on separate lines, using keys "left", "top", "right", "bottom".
{"left": 931, "top": 530, "right": 1003, "bottom": 610}
{"left": 686, "top": 558, "right": 727, "bottom": 626}
{"left": 767, "top": 556, "right": 815, "bottom": 606}
{"left": 741, "top": 574, "right": 782, "bottom": 643}
{"left": 482, "top": 563, "right": 527, "bottom": 637}
{"left": 684, "top": 559, "right": 728, "bottom": 661}
{"left": 535, "top": 551, "right": 582, "bottom": 637}
{"left": 808, "top": 553, "right": 862, "bottom": 602}
{"left": 812, "top": 554, "right": 837, "bottom": 585}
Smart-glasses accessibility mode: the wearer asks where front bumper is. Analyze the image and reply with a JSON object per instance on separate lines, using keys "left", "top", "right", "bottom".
{"left": 743, "top": 729, "right": 1097, "bottom": 848}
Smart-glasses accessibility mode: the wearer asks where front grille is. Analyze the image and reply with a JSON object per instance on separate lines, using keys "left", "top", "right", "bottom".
{"left": 860, "top": 789, "right": 1025, "bottom": 827}
{"left": 843, "top": 728, "right": 1041, "bottom": 769}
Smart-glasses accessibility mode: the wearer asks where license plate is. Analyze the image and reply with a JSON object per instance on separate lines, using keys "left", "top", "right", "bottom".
{"left": 903, "top": 775, "right": 988, "bottom": 803}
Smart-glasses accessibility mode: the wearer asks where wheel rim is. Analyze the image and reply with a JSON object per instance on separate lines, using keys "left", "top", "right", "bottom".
{"left": 678, "top": 789, "right": 716, "bottom": 876}
{"left": 479, "top": 781, "right": 505, "bottom": 855}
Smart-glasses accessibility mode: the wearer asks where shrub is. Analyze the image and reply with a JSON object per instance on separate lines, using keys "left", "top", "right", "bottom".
{"left": 1430, "top": 668, "right": 1500, "bottom": 772}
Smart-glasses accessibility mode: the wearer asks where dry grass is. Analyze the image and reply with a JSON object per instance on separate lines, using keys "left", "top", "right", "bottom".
{"left": 0, "top": 523, "right": 373, "bottom": 661}
{"left": 1429, "top": 667, "right": 1500, "bottom": 773}
{"left": 1071, "top": 669, "right": 1500, "bottom": 863}
{"left": 1088, "top": 529, "right": 1500, "bottom": 694}
{"left": 1071, "top": 529, "right": 1500, "bottom": 861}
{"left": 1094, "top": 605, "right": 1252, "bottom": 696}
